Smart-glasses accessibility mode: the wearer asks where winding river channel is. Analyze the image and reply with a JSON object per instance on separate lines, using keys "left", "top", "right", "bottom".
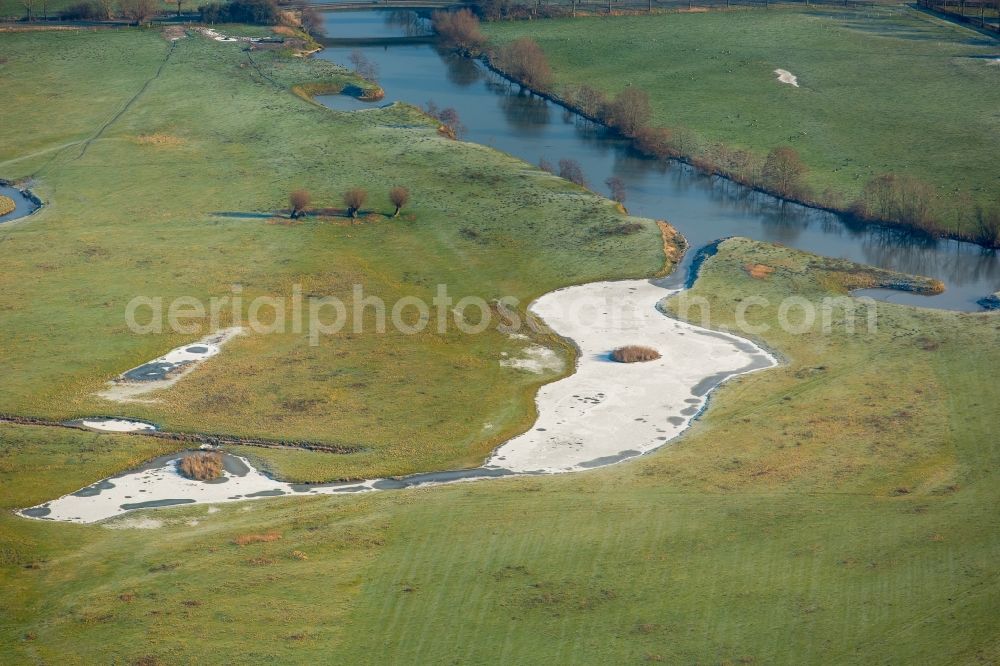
{"left": 314, "top": 9, "right": 999, "bottom": 310}
{"left": 16, "top": 13, "right": 1000, "bottom": 522}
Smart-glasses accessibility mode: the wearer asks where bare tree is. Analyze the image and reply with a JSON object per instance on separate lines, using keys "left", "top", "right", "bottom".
{"left": 539, "top": 158, "right": 554, "bottom": 173}
{"left": 607, "top": 87, "right": 652, "bottom": 137}
{"left": 389, "top": 186, "right": 410, "bottom": 217}
{"left": 120, "top": 0, "right": 157, "bottom": 23}
{"left": 349, "top": 50, "right": 378, "bottom": 83}
{"left": 289, "top": 189, "right": 311, "bottom": 219}
{"left": 432, "top": 9, "right": 486, "bottom": 54}
{"left": 424, "top": 102, "right": 465, "bottom": 139}
{"left": 21, "top": 0, "right": 35, "bottom": 20}
{"left": 343, "top": 188, "right": 368, "bottom": 219}
{"left": 761, "top": 146, "right": 808, "bottom": 197}
{"left": 300, "top": 5, "right": 323, "bottom": 36}
{"left": 495, "top": 38, "right": 552, "bottom": 91}
{"left": 605, "top": 176, "right": 627, "bottom": 206}
{"left": 96, "top": 0, "right": 115, "bottom": 19}
{"left": 558, "top": 159, "right": 587, "bottom": 187}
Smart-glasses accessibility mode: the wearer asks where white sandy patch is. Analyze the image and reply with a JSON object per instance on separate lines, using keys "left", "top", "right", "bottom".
{"left": 500, "top": 344, "right": 564, "bottom": 374}
{"left": 774, "top": 69, "right": 799, "bottom": 87}
{"left": 97, "top": 327, "right": 243, "bottom": 403}
{"left": 198, "top": 27, "right": 262, "bottom": 43}
{"left": 486, "top": 280, "right": 775, "bottom": 472}
{"left": 79, "top": 418, "right": 156, "bottom": 433}
{"left": 22, "top": 281, "right": 775, "bottom": 523}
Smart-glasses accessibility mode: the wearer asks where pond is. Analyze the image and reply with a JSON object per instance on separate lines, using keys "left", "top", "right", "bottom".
{"left": 0, "top": 184, "right": 41, "bottom": 224}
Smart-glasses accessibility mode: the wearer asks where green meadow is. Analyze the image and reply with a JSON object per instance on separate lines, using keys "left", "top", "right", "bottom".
{"left": 0, "top": 28, "right": 665, "bottom": 479}
{"left": 484, "top": 6, "right": 1000, "bottom": 233}
{"left": 2, "top": 238, "right": 998, "bottom": 663}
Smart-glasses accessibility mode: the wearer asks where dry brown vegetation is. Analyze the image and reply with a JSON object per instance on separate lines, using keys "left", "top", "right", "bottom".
{"left": 432, "top": 9, "right": 486, "bottom": 54}
{"left": 289, "top": 189, "right": 311, "bottom": 219}
{"left": 0, "top": 195, "right": 15, "bottom": 217}
{"left": 494, "top": 38, "right": 552, "bottom": 91}
{"left": 133, "top": 133, "right": 184, "bottom": 147}
{"left": 852, "top": 172, "right": 936, "bottom": 230}
{"left": 761, "top": 146, "right": 808, "bottom": 199}
{"left": 558, "top": 158, "right": 586, "bottom": 187}
{"left": 745, "top": 263, "right": 775, "bottom": 279}
{"left": 343, "top": 188, "right": 367, "bottom": 219}
{"left": 177, "top": 452, "right": 223, "bottom": 480}
{"left": 611, "top": 345, "right": 661, "bottom": 363}
{"left": 606, "top": 87, "right": 652, "bottom": 138}
{"left": 232, "top": 531, "right": 282, "bottom": 546}
{"left": 389, "top": 186, "right": 410, "bottom": 217}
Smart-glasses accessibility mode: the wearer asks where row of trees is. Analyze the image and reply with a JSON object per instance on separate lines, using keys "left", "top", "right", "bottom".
{"left": 18, "top": 0, "right": 281, "bottom": 24}
{"left": 20, "top": 0, "right": 159, "bottom": 22}
{"left": 198, "top": 0, "right": 279, "bottom": 25}
{"left": 288, "top": 187, "right": 411, "bottom": 220}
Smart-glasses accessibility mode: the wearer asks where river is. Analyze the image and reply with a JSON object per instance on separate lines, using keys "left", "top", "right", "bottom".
{"left": 313, "top": 9, "right": 999, "bottom": 311}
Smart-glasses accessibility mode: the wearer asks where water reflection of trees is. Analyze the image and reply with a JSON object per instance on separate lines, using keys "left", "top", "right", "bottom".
{"left": 384, "top": 10, "right": 428, "bottom": 37}
{"left": 491, "top": 82, "right": 551, "bottom": 134}
{"left": 440, "top": 50, "right": 481, "bottom": 87}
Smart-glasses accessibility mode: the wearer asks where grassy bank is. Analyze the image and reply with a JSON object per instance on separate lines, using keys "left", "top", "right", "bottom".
{"left": 2, "top": 238, "right": 997, "bottom": 662}
{"left": 0, "top": 27, "right": 667, "bottom": 479}
{"left": 483, "top": 6, "right": 1000, "bottom": 239}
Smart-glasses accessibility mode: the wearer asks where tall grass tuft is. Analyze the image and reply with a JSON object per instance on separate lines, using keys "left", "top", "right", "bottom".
{"left": 611, "top": 345, "right": 661, "bottom": 363}
{"left": 177, "top": 452, "right": 223, "bottom": 481}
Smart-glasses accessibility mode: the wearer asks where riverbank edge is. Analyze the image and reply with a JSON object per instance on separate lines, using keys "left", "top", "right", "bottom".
{"left": 475, "top": 52, "right": 998, "bottom": 251}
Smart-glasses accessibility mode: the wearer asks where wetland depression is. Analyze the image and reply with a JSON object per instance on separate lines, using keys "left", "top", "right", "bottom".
{"left": 315, "top": 10, "right": 999, "bottom": 311}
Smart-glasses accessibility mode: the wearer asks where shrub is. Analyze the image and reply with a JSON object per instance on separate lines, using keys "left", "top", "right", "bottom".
{"left": 611, "top": 345, "right": 661, "bottom": 363}
{"left": 494, "top": 38, "right": 552, "bottom": 91}
{"left": 633, "top": 126, "right": 676, "bottom": 159}
{"left": 424, "top": 102, "right": 465, "bottom": 139}
{"left": 289, "top": 189, "right": 310, "bottom": 219}
{"left": 177, "top": 452, "right": 223, "bottom": 480}
{"left": 389, "top": 186, "right": 409, "bottom": 217}
{"left": 343, "top": 188, "right": 368, "bottom": 218}
{"left": 538, "top": 158, "right": 554, "bottom": 174}
{"left": 566, "top": 84, "right": 609, "bottom": 119}
{"left": 606, "top": 87, "right": 652, "bottom": 138}
{"left": 432, "top": 9, "right": 486, "bottom": 54}
{"left": 558, "top": 158, "right": 586, "bottom": 187}
{"left": 761, "top": 146, "right": 808, "bottom": 198}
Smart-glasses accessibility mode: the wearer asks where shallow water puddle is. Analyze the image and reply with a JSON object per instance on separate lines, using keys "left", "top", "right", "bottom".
{"left": 97, "top": 327, "right": 243, "bottom": 402}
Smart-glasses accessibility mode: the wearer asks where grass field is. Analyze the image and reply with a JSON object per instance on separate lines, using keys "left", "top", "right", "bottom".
{"left": 0, "top": 27, "right": 668, "bottom": 480}
{"left": 2, "top": 238, "right": 997, "bottom": 663}
{"left": 483, "top": 6, "right": 1000, "bottom": 234}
